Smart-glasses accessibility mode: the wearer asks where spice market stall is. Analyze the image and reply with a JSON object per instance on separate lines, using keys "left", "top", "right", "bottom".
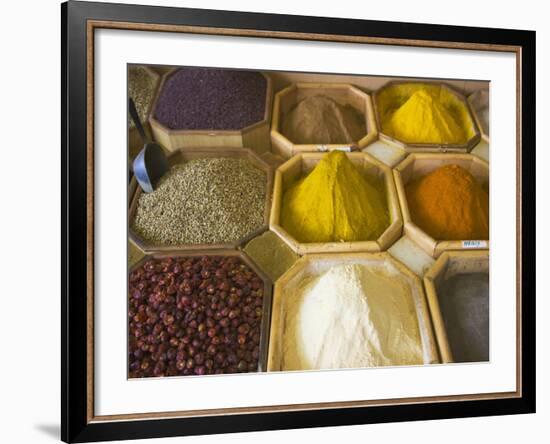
{"left": 127, "top": 65, "right": 491, "bottom": 378}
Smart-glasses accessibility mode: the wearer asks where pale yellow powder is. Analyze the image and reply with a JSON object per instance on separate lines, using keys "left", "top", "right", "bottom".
{"left": 282, "top": 263, "right": 424, "bottom": 371}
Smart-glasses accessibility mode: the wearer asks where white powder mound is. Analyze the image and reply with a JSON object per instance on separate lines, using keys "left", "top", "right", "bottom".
{"left": 282, "top": 264, "right": 424, "bottom": 370}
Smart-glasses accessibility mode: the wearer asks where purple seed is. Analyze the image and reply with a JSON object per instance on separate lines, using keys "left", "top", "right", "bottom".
{"left": 154, "top": 68, "right": 267, "bottom": 131}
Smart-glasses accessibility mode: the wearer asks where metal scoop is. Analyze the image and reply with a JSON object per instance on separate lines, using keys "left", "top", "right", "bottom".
{"left": 129, "top": 98, "right": 169, "bottom": 193}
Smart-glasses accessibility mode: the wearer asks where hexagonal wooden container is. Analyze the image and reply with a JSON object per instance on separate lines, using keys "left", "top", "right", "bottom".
{"left": 267, "top": 252, "right": 439, "bottom": 371}
{"left": 373, "top": 81, "right": 481, "bottom": 153}
{"left": 270, "top": 83, "right": 378, "bottom": 158}
{"left": 129, "top": 249, "right": 273, "bottom": 373}
{"left": 468, "top": 89, "right": 489, "bottom": 143}
{"left": 128, "top": 66, "right": 161, "bottom": 163}
{"left": 423, "top": 251, "right": 489, "bottom": 363}
{"left": 269, "top": 152, "right": 403, "bottom": 255}
{"left": 129, "top": 147, "right": 273, "bottom": 253}
{"left": 149, "top": 70, "right": 273, "bottom": 154}
{"left": 393, "top": 153, "right": 489, "bottom": 258}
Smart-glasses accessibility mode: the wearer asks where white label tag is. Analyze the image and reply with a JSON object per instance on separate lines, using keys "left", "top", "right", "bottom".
{"left": 462, "top": 240, "right": 488, "bottom": 248}
{"left": 331, "top": 146, "right": 352, "bottom": 152}
{"left": 316, "top": 145, "right": 352, "bottom": 152}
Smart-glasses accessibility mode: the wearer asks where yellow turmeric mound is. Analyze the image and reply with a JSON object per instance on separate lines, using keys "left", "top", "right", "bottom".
{"left": 281, "top": 151, "right": 389, "bottom": 243}
{"left": 406, "top": 164, "right": 489, "bottom": 240}
{"left": 379, "top": 84, "right": 475, "bottom": 144}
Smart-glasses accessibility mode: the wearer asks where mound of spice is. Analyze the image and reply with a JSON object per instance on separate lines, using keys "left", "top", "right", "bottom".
{"left": 282, "top": 95, "right": 366, "bottom": 144}
{"left": 405, "top": 164, "right": 489, "bottom": 240}
{"left": 438, "top": 272, "right": 489, "bottom": 363}
{"left": 132, "top": 157, "right": 266, "bottom": 245}
{"left": 379, "top": 84, "right": 475, "bottom": 144}
{"left": 128, "top": 255, "right": 265, "bottom": 377}
{"left": 281, "top": 151, "right": 389, "bottom": 243}
{"left": 154, "top": 67, "right": 267, "bottom": 130}
{"left": 282, "top": 263, "right": 424, "bottom": 371}
{"left": 243, "top": 231, "right": 299, "bottom": 282}
{"left": 128, "top": 66, "right": 156, "bottom": 128}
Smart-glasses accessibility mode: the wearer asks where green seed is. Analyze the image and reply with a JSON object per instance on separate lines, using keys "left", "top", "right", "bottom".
{"left": 132, "top": 157, "right": 266, "bottom": 245}
{"left": 128, "top": 66, "right": 155, "bottom": 128}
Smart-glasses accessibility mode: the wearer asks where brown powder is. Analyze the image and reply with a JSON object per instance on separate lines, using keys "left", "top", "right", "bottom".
{"left": 282, "top": 95, "right": 366, "bottom": 145}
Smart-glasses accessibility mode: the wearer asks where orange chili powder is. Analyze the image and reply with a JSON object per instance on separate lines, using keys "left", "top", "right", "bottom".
{"left": 405, "top": 164, "right": 489, "bottom": 240}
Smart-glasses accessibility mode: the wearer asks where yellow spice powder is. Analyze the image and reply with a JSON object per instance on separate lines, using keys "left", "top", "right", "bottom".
{"left": 378, "top": 83, "right": 475, "bottom": 144}
{"left": 281, "top": 151, "right": 389, "bottom": 243}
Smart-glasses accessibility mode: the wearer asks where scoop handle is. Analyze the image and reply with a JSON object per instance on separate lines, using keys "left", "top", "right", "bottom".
{"left": 128, "top": 98, "right": 148, "bottom": 144}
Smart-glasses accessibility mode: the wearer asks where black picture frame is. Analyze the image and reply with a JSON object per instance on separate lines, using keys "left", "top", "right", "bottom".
{"left": 62, "top": 1, "right": 536, "bottom": 442}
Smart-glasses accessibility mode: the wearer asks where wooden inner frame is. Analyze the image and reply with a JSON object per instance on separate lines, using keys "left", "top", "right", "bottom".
{"left": 86, "top": 19, "right": 523, "bottom": 424}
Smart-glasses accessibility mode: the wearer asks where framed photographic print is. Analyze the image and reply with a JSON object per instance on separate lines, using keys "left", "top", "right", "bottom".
{"left": 61, "top": 1, "right": 536, "bottom": 442}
